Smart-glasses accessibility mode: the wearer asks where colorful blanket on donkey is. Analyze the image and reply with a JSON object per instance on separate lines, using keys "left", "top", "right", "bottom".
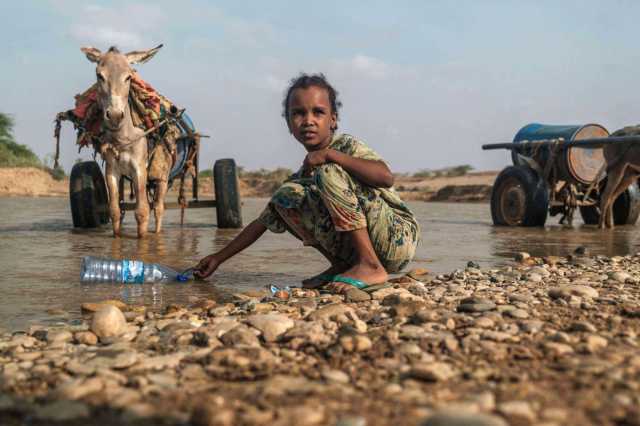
{"left": 66, "top": 71, "right": 177, "bottom": 148}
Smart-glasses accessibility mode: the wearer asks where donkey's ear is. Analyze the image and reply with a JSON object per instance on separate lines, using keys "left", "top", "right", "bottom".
{"left": 81, "top": 46, "right": 103, "bottom": 63}
{"left": 125, "top": 44, "right": 163, "bottom": 65}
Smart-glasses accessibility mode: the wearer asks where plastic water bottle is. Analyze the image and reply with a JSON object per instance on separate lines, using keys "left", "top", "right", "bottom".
{"left": 80, "top": 256, "right": 193, "bottom": 284}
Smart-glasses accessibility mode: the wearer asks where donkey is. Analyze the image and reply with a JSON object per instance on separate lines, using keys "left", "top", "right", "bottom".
{"left": 81, "top": 45, "right": 170, "bottom": 238}
{"left": 598, "top": 126, "right": 640, "bottom": 228}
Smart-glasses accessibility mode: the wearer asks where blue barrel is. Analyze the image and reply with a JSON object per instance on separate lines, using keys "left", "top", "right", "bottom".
{"left": 512, "top": 123, "right": 609, "bottom": 184}
{"left": 168, "top": 112, "right": 197, "bottom": 182}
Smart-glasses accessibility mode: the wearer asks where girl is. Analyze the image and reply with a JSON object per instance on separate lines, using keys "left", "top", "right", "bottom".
{"left": 194, "top": 74, "right": 419, "bottom": 293}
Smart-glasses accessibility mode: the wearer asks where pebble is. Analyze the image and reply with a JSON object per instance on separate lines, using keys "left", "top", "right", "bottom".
{"left": 91, "top": 306, "right": 126, "bottom": 340}
{"left": 246, "top": 314, "right": 294, "bottom": 342}
{"left": 497, "top": 400, "right": 536, "bottom": 423}
{"left": 74, "top": 331, "right": 98, "bottom": 345}
{"left": 421, "top": 410, "right": 507, "bottom": 426}
{"left": 321, "top": 368, "right": 350, "bottom": 384}
{"left": 410, "top": 362, "right": 456, "bottom": 382}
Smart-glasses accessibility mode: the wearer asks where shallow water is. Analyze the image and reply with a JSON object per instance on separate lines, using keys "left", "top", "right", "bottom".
{"left": 1, "top": 196, "right": 640, "bottom": 330}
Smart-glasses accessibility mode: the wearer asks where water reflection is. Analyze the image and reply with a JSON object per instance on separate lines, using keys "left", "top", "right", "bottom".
{"left": 489, "top": 223, "right": 639, "bottom": 259}
{"left": 3, "top": 196, "right": 640, "bottom": 330}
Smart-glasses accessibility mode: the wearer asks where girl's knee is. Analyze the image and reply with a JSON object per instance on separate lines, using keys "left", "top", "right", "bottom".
{"left": 315, "top": 163, "right": 352, "bottom": 190}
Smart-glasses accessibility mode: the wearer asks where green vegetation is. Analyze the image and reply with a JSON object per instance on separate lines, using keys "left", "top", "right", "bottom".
{"left": 0, "top": 113, "right": 41, "bottom": 168}
{"left": 412, "top": 164, "right": 474, "bottom": 178}
{"left": 0, "top": 112, "right": 67, "bottom": 179}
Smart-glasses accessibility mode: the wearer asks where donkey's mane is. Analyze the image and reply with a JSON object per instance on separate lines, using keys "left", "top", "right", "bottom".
{"left": 107, "top": 46, "right": 120, "bottom": 53}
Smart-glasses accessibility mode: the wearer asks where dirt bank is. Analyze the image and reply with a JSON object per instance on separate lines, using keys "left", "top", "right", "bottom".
{"left": 0, "top": 168, "right": 67, "bottom": 197}
{"left": 0, "top": 252, "right": 638, "bottom": 425}
{"left": 0, "top": 167, "right": 498, "bottom": 202}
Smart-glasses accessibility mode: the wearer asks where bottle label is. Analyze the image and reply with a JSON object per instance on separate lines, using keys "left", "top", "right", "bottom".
{"left": 122, "top": 260, "right": 144, "bottom": 284}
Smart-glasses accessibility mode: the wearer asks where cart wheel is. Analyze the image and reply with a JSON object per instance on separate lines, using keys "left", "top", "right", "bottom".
{"left": 491, "top": 165, "right": 549, "bottom": 226}
{"left": 580, "top": 181, "right": 640, "bottom": 225}
{"left": 214, "top": 159, "right": 242, "bottom": 228}
{"left": 69, "top": 161, "right": 109, "bottom": 228}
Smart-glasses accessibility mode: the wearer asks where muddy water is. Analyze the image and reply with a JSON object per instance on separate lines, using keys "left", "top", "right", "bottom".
{"left": 1, "top": 197, "right": 640, "bottom": 330}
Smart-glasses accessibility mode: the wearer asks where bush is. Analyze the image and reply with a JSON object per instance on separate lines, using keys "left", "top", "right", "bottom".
{"left": 412, "top": 164, "right": 473, "bottom": 178}
{"left": 50, "top": 166, "right": 67, "bottom": 181}
{"left": 0, "top": 113, "right": 42, "bottom": 168}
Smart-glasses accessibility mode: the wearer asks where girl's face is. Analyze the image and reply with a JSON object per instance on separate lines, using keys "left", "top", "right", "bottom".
{"left": 287, "top": 86, "right": 337, "bottom": 152}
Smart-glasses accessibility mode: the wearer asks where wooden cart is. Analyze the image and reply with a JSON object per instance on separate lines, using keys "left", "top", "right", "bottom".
{"left": 58, "top": 110, "right": 243, "bottom": 230}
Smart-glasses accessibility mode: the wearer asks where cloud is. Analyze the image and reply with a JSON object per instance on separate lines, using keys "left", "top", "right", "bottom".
{"left": 67, "top": 3, "right": 167, "bottom": 49}
{"left": 329, "top": 54, "right": 391, "bottom": 81}
{"left": 71, "top": 26, "right": 143, "bottom": 48}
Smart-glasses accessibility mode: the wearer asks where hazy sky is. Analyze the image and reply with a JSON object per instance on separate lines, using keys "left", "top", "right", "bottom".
{"left": 2, "top": 0, "right": 639, "bottom": 173}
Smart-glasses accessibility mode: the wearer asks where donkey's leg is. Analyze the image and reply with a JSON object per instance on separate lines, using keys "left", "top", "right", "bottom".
{"left": 153, "top": 179, "right": 169, "bottom": 233}
{"left": 133, "top": 167, "right": 150, "bottom": 238}
{"left": 606, "top": 169, "right": 637, "bottom": 228}
{"left": 105, "top": 168, "right": 121, "bottom": 237}
{"left": 599, "top": 165, "right": 625, "bottom": 229}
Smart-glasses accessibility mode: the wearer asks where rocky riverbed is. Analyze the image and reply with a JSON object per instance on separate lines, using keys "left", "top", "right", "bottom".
{"left": 1, "top": 251, "right": 639, "bottom": 426}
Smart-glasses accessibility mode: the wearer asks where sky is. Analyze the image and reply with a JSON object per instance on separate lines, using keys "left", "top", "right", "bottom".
{"left": 2, "top": 0, "right": 640, "bottom": 174}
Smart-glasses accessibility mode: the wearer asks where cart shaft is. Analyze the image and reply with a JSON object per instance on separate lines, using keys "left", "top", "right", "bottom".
{"left": 482, "top": 135, "right": 640, "bottom": 151}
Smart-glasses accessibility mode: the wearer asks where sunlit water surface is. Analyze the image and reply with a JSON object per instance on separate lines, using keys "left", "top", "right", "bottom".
{"left": 1, "top": 197, "right": 639, "bottom": 330}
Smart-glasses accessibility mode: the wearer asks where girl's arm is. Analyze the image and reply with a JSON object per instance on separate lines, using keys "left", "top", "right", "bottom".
{"left": 194, "top": 219, "right": 267, "bottom": 278}
{"left": 304, "top": 149, "right": 394, "bottom": 188}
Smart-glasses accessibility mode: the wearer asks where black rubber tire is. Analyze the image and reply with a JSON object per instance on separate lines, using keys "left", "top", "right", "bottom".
{"left": 214, "top": 158, "right": 243, "bottom": 228}
{"left": 580, "top": 181, "right": 640, "bottom": 225}
{"left": 69, "top": 161, "right": 109, "bottom": 228}
{"left": 491, "top": 165, "right": 549, "bottom": 227}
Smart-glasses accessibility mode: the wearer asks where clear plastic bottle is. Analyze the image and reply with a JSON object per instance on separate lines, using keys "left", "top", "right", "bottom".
{"left": 80, "top": 256, "right": 192, "bottom": 284}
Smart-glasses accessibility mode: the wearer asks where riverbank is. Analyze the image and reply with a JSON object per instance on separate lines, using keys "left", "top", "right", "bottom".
{"left": 0, "top": 167, "right": 497, "bottom": 202}
{"left": 1, "top": 252, "right": 638, "bottom": 425}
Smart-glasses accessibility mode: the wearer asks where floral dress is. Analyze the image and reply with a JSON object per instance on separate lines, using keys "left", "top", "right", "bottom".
{"left": 258, "top": 133, "right": 420, "bottom": 273}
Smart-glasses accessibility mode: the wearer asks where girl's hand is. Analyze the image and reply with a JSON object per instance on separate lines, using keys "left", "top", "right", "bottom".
{"left": 194, "top": 254, "right": 221, "bottom": 279}
{"left": 303, "top": 149, "right": 332, "bottom": 173}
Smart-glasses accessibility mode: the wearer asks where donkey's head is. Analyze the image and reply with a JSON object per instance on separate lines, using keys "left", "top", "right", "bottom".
{"left": 81, "top": 45, "right": 162, "bottom": 130}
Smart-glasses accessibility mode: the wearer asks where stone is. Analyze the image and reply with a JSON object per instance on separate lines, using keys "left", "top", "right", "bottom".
{"left": 339, "top": 335, "right": 372, "bottom": 352}
{"left": 548, "top": 285, "right": 598, "bottom": 300}
{"left": 344, "top": 288, "right": 372, "bottom": 302}
{"left": 46, "top": 330, "right": 73, "bottom": 345}
{"left": 458, "top": 303, "right": 496, "bottom": 313}
{"left": 91, "top": 305, "right": 126, "bottom": 340}
{"left": 307, "top": 303, "right": 354, "bottom": 321}
{"left": 321, "top": 368, "right": 350, "bottom": 383}
{"left": 583, "top": 335, "right": 608, "bottom": 353}
{"left": 569, "top": 321, "right": 597, "bottom": 333}
{"left": 410, "top": 362, "right": 456, "bottom": 381}
{"left": 497, "top": 400, "right": 536, "bottom": 423}
{"left": 515, "top": 252, "right": 530, "bottom": 261}
{"left": 505, "top": 309, "right": 529, "bottom": 319}
{"left": 81, "top": 300, "right": 127, "bottom": 313}
{"left": 56, "top": 377, "right": 104, "bottom": 400}
{"left": 422, "top": 410, "right": 507, "bottom": 426}
{"left": 246, "top": 314, "right": 294, "bottom": 342}
{"left": 87, "top": 350, "right": 138, "bottom": 369}
{"left": 543, "top": 342, "right": 574, "bottom": 356}
{"left": 74, "top": 331, "right": 98, "bottom": 345}
{"left": 220, "top": 325, "right": 261, "bottom": 347}
{"left": 609, "top": 271, "right": 631, "bottom": 283}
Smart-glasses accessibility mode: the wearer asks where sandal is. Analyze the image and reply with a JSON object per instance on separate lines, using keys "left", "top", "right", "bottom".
{"left": 302, "top": 273, "right": 337, "bottom": 289}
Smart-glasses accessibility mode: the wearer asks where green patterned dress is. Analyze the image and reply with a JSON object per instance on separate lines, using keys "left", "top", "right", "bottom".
{"left": 258, "top": 134, "right": 420, "bottom": 273}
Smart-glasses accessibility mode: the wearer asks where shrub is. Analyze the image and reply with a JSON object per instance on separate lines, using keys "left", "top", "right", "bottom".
{"left": 0, "top": 113, "right": 42, "bottom": 168}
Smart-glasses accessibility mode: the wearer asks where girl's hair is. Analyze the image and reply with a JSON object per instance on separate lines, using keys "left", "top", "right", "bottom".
{"left": 282, "top": 73, "right": 342, "bottom": 130}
